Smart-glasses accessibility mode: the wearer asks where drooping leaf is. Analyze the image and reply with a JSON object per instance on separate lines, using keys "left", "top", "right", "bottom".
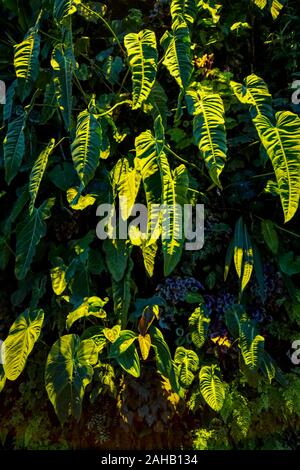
{"left": 103, "top": 238, "right": 129, "bottom": 283}
{"left": 230, "top": 74, "right": 273, "bottom": 120}
{"left": 124, "top": 29, "right": 158, "bottom": 109}
{"left": 53, "top": 0, "right": 81, "bottom": 21}
{"left": 189, "top": 305, "right": 211, "bottom": 348}
{"left": 0, "top": 365, "right": 5, "bottom": 393}
{"left": 3, "top": 309, "right": 44, "bottom": 381}
{"left": 232, "top": 217, "right": 254, "bottom": 292}
{"left": 199, "top": 364, "right": 226, "bottom": 411}
{"left": 71, "top": 109, "right": 102, "bottom": 186}
{"left": 160, "top": 15, "right": 192, "bottom": 90}
{"left": 3, "top": 80, "right": 17, "bottom": 122}
{"left": 3, "top": 110, "right": 27, "bottom": 184}
{"left": 45, "top": 335, "right": 98, "bottom": 423}
{"left": 29, "top": 139, "right": 56, "bottom": 214}
{"left": 67, "top": 187, "right": 96, "bottom": 210}
{"left": 111, "top": 157, "right": 141, "bottom": 220}
{"left": 187, "top": 86, "right": 227, "bottom": 187}
{"left": 149, "top": 326, "right": 179, "bottom": 392}
{"left": 51, "top": 43, "right": 74, "bottom": 130}
{"left": 14, "top": 28, "right": 40, "bottom": 100}
{"left": 112, "top": 258, "right": 133, "bottom": 328}
{"left": 253, "top": 111, "right": 300, "bottom": 223}
{"left": 239, "top": 319, "right": 265, "bottom": 370}
{"left": 50, "top": 261, "right": 67, "bottom": 296}
{"left": 162, "top": 164, "right": 189, "bottom": 276}
{"left": 174, "top": 346, "right": 199, "bottom": 387}
{"left": 109, "top": 331, "right": 140, "bottom": 378}
{"left": 138, "top": 334, "right": 151, "bottom": 360}
{"left": 171, "top": 0, "right": 197, "bottom": 24}
{"left": 40, "top": 82, "right": 57, "bottom": 125}
{"left": 15, "top": 198, "right": 55, "bottom": 280}
{"left": 142, "top": 81, "right": 169, "bottom": 126}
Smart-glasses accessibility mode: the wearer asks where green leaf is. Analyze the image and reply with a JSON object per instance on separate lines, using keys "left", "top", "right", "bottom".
{"left": 51, "top": 43, "right": 74, "bottom": 130}
{"left": 279, "top": 252, "right": 300, "bottom": 276}
{"left": 230, "top": 74, "right": 273, "bottom": 119}
{"left": 142, "top": 82, "right": 169, "bottom": 126}
{"left": 199, "top": 364, "right": 226, "bottom": 411}
{"left": 109, "top": 331, "right": 140, "bottom": 378}
{"left": 270, "top": 0, "right": 284, "bottom": 19}
{"left": 160, "top": 15, "right": 192, "bottom": 89}
{"left": 53, "top": 0, "right": 81, "bottom": 21}
{"left": 253, "top": 111, "right": 300, "bottom": 223}
{"left": 233, "top": 217, "right": 244, "bottom": 280}
{"left": 149, "top": 326, "right": 179, "bottom": 392}
{"left": 162, "top": 164, "right": 189, "bottom": 276}
{"left": 135, "top": 116, "right": 169, "bottom": 241}
{"left": 261, "top": 219, "right": 279, "bottom": 254}
{"left": 66, "top": 297, "right": 108, "bottom": 329}
{"left": 138, "top": 334, "right": 151, "bottom": 360}
{"left": 40, "top": 82, "right": 57, "bottom": 125}
{"left": 225, "top": 304, "right": 245, "bottom": 338}
{"left": 29, "top": 139, "right": 56, "bottom": 214}
{"left": 198, "top": 0, "right": 222, "bottom": 23}
{"left": 15, "top": 198, "right": 55, "bottom": 280}
{"left": 111, "top": 157, "right": 141, "bottom": 220}
{"left": 103, "top": 325, "right": 121, "bottom": 343}
{"left": 71, "top": 109, "right": 102, "bottom": 186}
{"left": 241, "top": 222, "right": 254, "bottom": 293}
{"left": 67, "top": 187, "right": 96, "bottom": 210}
{"left": 187, "top": 86, "right": 227, "bottom": 187}
{"left": 45, "top": 335, "right": 98, "bottom": 423}
{"left": 124, "top": 29, "right": 158, "bottom": 109}
{"left": 14, "top": 28, "right": 40, "bottom": 100}
{"left": 0, "top": 365, "right": 6, "bottom": 393}
{"left": 233, "top": 217, "right": 254, "bottom": 292}
{"left": 50, "top": 262, "right": 67, "bottom": 296}
{"left": 224, "top": 238, "right": 234, "bottom": 281}
{"left": 103, "top": 239, "right": 129, "bottom": 282}
{"left": 80, "top": 326, "right": 107, "bottom": 353}
{"left": 171, "top": 0, "right": 197, "bottom": 24}
{"left": 174, "top": 346, "right": 199, "bottom": 387}
{"left": 112, "top": 258, "right": 133, "bottom": 328}
{"left": 239, "top": 319, "right": 265, "bottom": 370}
{"left": 3, "top": 309, "right": 44, "bottom": 381}
{"left": 3, "top": 111, "right": 27, "bottom": 185}
{"left": 189, "top": 305, "right": 211, "bottom": 348}
{"left": 3, "top": 80, "right": 17, "bottom": 122}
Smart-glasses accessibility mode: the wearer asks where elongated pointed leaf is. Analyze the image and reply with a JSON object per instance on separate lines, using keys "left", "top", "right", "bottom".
{"left": 189, "top": 305, "right": 211, "bottom": 348}
{"left": 171, "top": 0, "right": 197, "bottom": 24}
{"left": 45, "top": 335, "right": 98, "bottom": 423}
{"left": 15, "top": 198, "right": 55, "bottom": 280}
{"left": 51, "top": 44, "right": 74, "bottom": 130}
{"left": 14, "top": 28, "right": 40, "bottom": 100}
{"left": 111, "top": 157, "right": 141, "bottom": 220}
{"left": 199, "top": 364, "right": 226, "bottom": 411}
{"left": 53, "top": 0, "right": 81, "bottom": 21}
{"left": 3, "top": 309, "right": 44, "bottom": 381}
{"left": 135, "top": 117, "right": 169, "bottom": 241}
{"left": 162, "top": 164, "right": 189, "bottom": 276}
{"left": 188, "top": 87, "right": 227, "bottom": 187}
{"left": 241, "top": 223, "right": 254, "bottom": 292}
{"left": 29, "top": 139, "right": 56, "bottom": 214}
{"left": 230, "top": 74, "right": 273, "bottom": 119}
{"left": 71, "top": 109, "right": 102, "bottom": 186}
{"left": 40, "top": 82, "right": 57, "bottom": 125}
{"left": 239, "top": 319, "right": 265, "bottom": 370}
{"left": 124, "top": 29, "right": 158, "bottom": 109}
{"left": 233, "top": 217, "right": 244, "bottom": 279}
{"left": 254, "top": 111, "right": 300, "bottom": 223}
{"left": 160, "top": 15, "right": 192, "bottom": 89}
{"left": 3, "top": 111, "right": 27, "bottom": 184}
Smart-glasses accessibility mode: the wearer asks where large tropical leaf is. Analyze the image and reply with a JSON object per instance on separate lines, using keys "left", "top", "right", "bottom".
{"left": 0, "top": 365, "right": 5, "bottom": 393}
{"left": 45, "top": 335, "right": 98, "bottom": 423}
{"left": 112, "top": 258, "right": 133, "bottom": 328}
{"left": 103, "top": 238, "right": 130, "bottom": 283}
{"left": 174, "top": 346, "right": 199, "bottom": 387}
{"left": 71, "top": 109, "right": 102, "bottom": 186}
{"left": 15, "top": 198, "right": 55, "bottom": 280}
{"left": 149, "top": 326, "right": 179, "bottom": 392}
{"left": 254, "top": 111, "right": 300, "bottom": 223}
{"left": 109, "top": 330, "right": 140, "bottom": 378}
{"left": 53, "top": 0, "right": 81, "bottom": 21}
{"left": 160, "top": 15, "right": 192, "bottom": 89}
{"left": 239, "top": 319, "right": 265, "bottom": 370}
{"left": 111, "top": 157, "right": 141, "bottom": 220}
{"left": 230, "top": 74, "right": 273, "bottom": 119}
{"left": 14, "top": 28, "right": 40, "bottom": 100}
{"left": 162, "top": 164, "right": 189, "bottom": 276}
{"left": 3, "top": 309, "right": 44, "bottom": 381}
{"left": 170, "top": 0, "right": 197, "bottom": 24}
{"left": 124, "top": 29, "right": 158, "bottom": 109}
{"left": 51, "top": 43, "right": 74, "bottom": 130}
{"left": 199, "top": 364, "right": 226, "bottom": 411}
{"left": 142, "top": 82, "right": 169, "bottom": 126}
{"left": 3, "top": 110, "right": 27, "bottom": 184}
{"left": 135, "top": 116, "right": 169, "bottom": 241}
{"left": 29, "top": 139, "right": 56, "bottom": 214}
{"left": 189, "top": 304, "right": 211, "bottom": 348}
{"left": 231, "top": 217, "right": 254, "bottom": 293}
{"left": 188, "top": 86, "right": 227, "bottom": 187}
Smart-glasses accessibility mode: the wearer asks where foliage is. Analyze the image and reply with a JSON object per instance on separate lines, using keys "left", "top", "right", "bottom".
{"left": 0, "top": 0, "right": 300, "bottom": 450}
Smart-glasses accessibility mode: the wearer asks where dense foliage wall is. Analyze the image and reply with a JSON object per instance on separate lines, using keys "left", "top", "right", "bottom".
{"left": 0, "top": 0, "right": 300, "bottom": 450}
